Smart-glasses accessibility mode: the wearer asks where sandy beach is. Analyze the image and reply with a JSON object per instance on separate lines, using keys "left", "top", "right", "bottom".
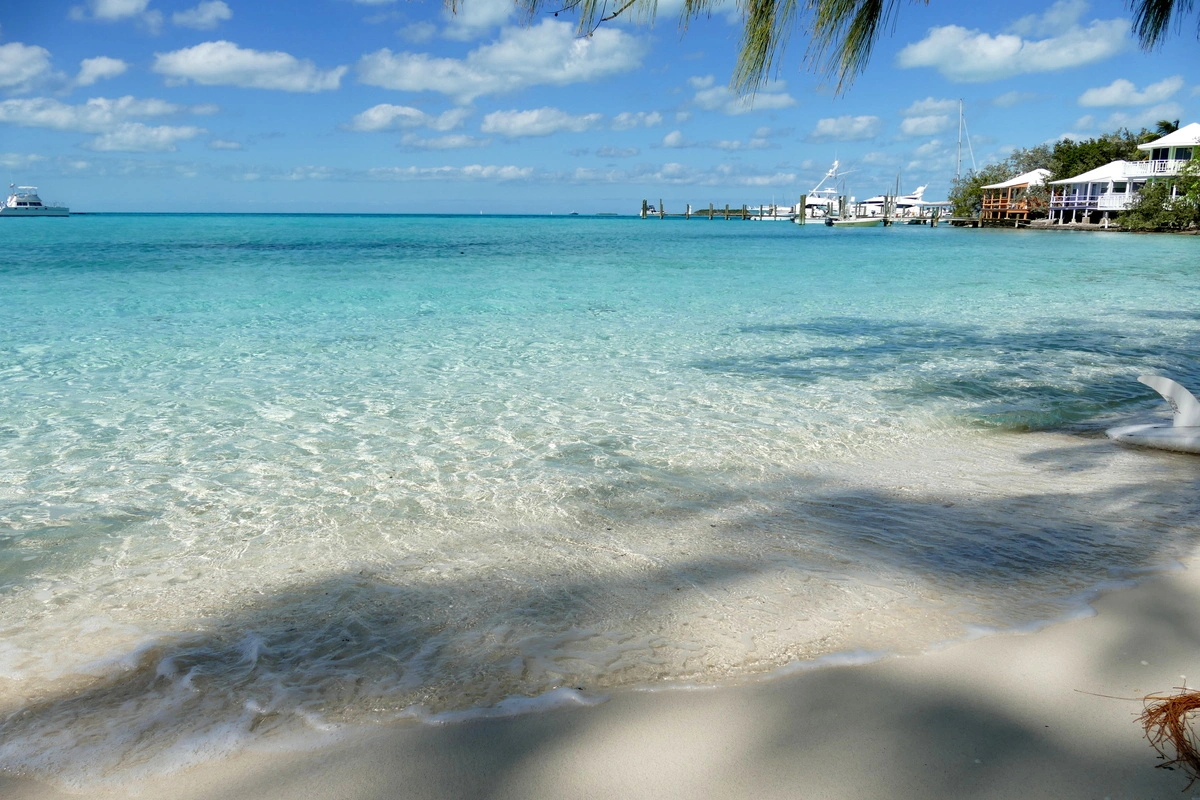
{"left": 5, "top": 556, "right": 1200, "bottom": 800}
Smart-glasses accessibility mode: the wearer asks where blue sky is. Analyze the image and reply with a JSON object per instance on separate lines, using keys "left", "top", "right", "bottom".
{"left": 1, "top": 0, "right": 1196, "bottom": 212}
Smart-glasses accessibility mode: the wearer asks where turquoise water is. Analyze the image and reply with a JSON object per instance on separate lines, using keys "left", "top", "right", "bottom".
{"left": 2, "top": 215, "right": 1199, "bottom": 785}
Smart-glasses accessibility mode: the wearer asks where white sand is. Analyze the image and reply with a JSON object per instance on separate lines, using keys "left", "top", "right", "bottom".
{"left": 7, "top": 560, "right": 1200, "bottom": 800}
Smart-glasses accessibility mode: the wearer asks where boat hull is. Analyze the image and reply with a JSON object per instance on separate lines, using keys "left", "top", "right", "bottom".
{"left": 1106, "top": 423, "right": 1200, "bottom": 454}
{"left": 0, "top": 206, "right": 69, "bottom": 217}
{"left": 825, "top": 217, "right": 885, "bottom": 228}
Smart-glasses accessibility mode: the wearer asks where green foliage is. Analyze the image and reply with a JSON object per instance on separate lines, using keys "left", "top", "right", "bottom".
{"left": 1046, "top": 130, "right": 1146, "bottom": 183}
{"left": 947, "top": 145, "right": 1052, "bottom": 217}
{"left": 1118, "top": 156, "right": 1200, "bottom": 231}
{"left": 948, "top": 164, "right": 1010, "bottom": 217}
{"left": 1006, "top": 143, "right": 1052, "bottom": 176}
{"left": 948, "top": 129, "right": 1167, "bottom": 219}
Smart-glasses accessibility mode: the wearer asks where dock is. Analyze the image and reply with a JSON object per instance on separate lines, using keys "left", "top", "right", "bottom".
{"left": 640, "top": 197, "right": 944, "bottom": 226}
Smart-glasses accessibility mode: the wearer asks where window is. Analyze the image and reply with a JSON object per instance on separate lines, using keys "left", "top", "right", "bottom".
{"left": 1112, "top": 182, "right": 1127, "bottom": 193}
{"left": 1152, "top": 148, "right": 1169, "bottom": 161}
{"left": 1176, "top": 148, "right": 1193, "bottom": 161}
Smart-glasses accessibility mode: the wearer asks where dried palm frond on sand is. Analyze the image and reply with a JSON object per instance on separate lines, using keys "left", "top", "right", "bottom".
{"left": 1142, "top": 688, "right": 1200, "bottom": 789}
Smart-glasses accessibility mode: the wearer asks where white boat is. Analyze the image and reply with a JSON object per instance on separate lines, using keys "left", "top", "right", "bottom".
{"left": 824, "top": 215, "right": 885, "bottom": 228}
{"left": 795, "top": 161, "right": 846, "bottom": 222}
{"left": 1, "top": 185, "right": 69, "bottom": 217}
{"left": 858, "top": 185, "right": 929, "bottom": 219}
{"left": 1107, "top": 376, "right": 1200, "bottom": 454}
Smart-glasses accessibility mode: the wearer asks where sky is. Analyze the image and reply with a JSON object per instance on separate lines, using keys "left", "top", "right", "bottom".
{"left": 0, "top": 0, "right": 1196, "bottom": 212}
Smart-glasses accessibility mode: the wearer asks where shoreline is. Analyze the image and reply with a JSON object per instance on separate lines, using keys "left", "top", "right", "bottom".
{"left": 8, "top": 555, "right": 1200, "bottom": 799}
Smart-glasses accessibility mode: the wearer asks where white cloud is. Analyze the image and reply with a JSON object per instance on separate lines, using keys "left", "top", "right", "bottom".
{"left": 481, "top": 107, "right": 602, "bottom": 137}
{"left": 75, "top": 0, "right": 150, "bottom": 19}
{"left": 0, "top": 42, "right": 53, "bottom": 91}
{"left": 657, "top": 128, "right": 771, "bottom": 151}
{"left": 689, "top": 75, "right": 796, "bottom": 115}
{"left": 612, "top": 111, "right": 663, "bottom": 130}
{"left": 85, "top": 122, "right": 205, "bottom": 152}
{"left": 0, "top": 152, "right": 46, "bottom": 170}
{"left": 713, "top": 137, "right": 770, "bottom": 151}
{"left": 900, "top": 97, "right": 957, "bottom": 117}
{"left": 442, "top": 0, "right": 516, "bottom": 41}
{"left": 173, "top": 1, "right": 232, "bottom": 29}
{"left": 901, "top": 138, "right": 956, "bottom": 175}
{"left": 897, "top": 15, "right": 1128, "bottom": 82}
{"left": 899, "top": 114, "right": 952, "bottom": 136}
{"left": 69, "top": 0, "right": 163, "bottom": 30}
{"left": 1093, "top": 102, "right": 1185, "bottom": 131}
{"left": 347, "top": 104, "right": 471, "bottom": 134}
{"left": 367, "top": 164, "right": 534, "bottom": 181}
{"left": 74, "top": 56, "right": 127, "bottom": 87}
{"left": 207, "top": 138, "right": 242, "bottom": 149}
{"left": 0, "top": 95, "right": 192, "bottom": 132}
{"left": 1007, "top": 0, "right": 1088, "bottom": 36}
{"left": 597, "top": 145, "right": 639, "bottom": 157}
{"left": 400, "top": 22, "right": 438, "bottom": 43}
{"left": 808, "top": 115, "right": 881, "bottom": 142}
{"left": 349, "top": 103, "right": 421, "bottom": 131}
{"left": 357, "top": 20, "right": 647, "bottom": 103}
{"left": 154, "top": 41, "right": 347, "bottom": 92}
{"left": 993, "top": 90, "right": 1037, "bottom": 108}
{"left": 399, "top": 132, "right": 489, "bottom": 149}
{"left": 859, "top": 150, "right": 896, "bottom": 166}
{"left": 912, "top": 139, "right": 947, "bottom": 158}
{"left": 661, "top": 130, "right": 686, "bottom": 147}
{"left": 1078, "top": 75, "right": 1184, "bottom": 107}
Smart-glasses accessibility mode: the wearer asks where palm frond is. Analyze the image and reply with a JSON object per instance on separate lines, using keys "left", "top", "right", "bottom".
{"left": 1129, "top": 0, "right": 1196, "bottom": 48}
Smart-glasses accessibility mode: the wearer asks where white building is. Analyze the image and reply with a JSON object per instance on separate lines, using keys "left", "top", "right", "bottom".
{"left": 1132, "top": 121, "right": 1199, "bottom": 177}
{"left": 980, "top": 168, "right": 1051, "bottom": 221}
{"left": 1048, "top": 161, "right": 1145, "bottom": 224}
{"left": 1047, "top": 122, "right": 1199, "bottom": 224}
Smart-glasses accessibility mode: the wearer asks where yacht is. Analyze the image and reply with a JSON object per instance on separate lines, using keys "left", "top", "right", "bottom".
{"left": 858, "top": 185, "right": 928, "bottom": 219}
{"left": 1, "top": 185, "right": 69, "bottom": 217}
{"left": 797, "top": 161, "right": 843, "bottom": 220}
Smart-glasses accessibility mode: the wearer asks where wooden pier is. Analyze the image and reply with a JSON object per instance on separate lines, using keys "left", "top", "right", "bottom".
{"left": 640, "top": 199, "right": 762, "bottom": 220}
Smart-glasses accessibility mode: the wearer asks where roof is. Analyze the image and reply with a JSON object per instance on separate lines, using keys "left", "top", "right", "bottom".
{"left": 1049, "top": 160, "right": 1132, "bottom": 185}
{"left": 1138, "top": 122, "right": 1200, "bottom": 151}
{"left": 981, "top": 168, "right": 1051, "bottom": 190}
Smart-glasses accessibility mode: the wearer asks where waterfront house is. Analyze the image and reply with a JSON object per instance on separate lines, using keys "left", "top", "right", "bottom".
{"left": 1133, "top": 122, "right": 1199, "bottom": 178}
{"left": 980, "top": 168, "right": 1051, "bottom": 221}
{"left": 1048, "top": 160, "right": 1144, "bottom": 224}
{"left": 1048, "top": 122, "right": 1198, "bottom": 225}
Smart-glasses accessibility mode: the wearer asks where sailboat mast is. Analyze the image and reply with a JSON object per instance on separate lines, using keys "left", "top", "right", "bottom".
{"left": 956, "top": 99, "right": 963, "bottom": 184}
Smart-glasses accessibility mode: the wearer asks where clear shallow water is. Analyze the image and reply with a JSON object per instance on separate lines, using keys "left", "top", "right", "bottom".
{"left": 2, "top": 215, "right": 1199, "bottom": 786}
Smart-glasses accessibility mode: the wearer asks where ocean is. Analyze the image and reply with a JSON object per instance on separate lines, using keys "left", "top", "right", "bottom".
{"left": 2, "top": 214, "right": 1199, "bottom": 787}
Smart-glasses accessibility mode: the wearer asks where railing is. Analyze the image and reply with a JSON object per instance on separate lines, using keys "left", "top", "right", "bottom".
{"left": 1050, "top": 193, "right": 1136, "bottom": 210}
{"left": 981, "top": 198, "right": 1031, "bottom": 211}
{"left": 1125, "top": 159, "right": 1183, "bottom": 176}
{"left": 1098, "top": 194, "right": 1135, "bottom": 210}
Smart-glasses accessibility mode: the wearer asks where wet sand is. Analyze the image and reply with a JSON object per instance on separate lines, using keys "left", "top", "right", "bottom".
{"left": 7, "top": 555, "right": 1200, "bottom": 799}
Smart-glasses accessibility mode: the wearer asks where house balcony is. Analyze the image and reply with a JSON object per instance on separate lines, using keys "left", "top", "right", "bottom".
{"left": 980, "top": 196, "right": 1045, "bottom": 219}
{"left": 1050, "top": 192, "right": 1136, "bottom": 211}
{"left": 1124, "top": 159, "right": 1184, "bottom": 177}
